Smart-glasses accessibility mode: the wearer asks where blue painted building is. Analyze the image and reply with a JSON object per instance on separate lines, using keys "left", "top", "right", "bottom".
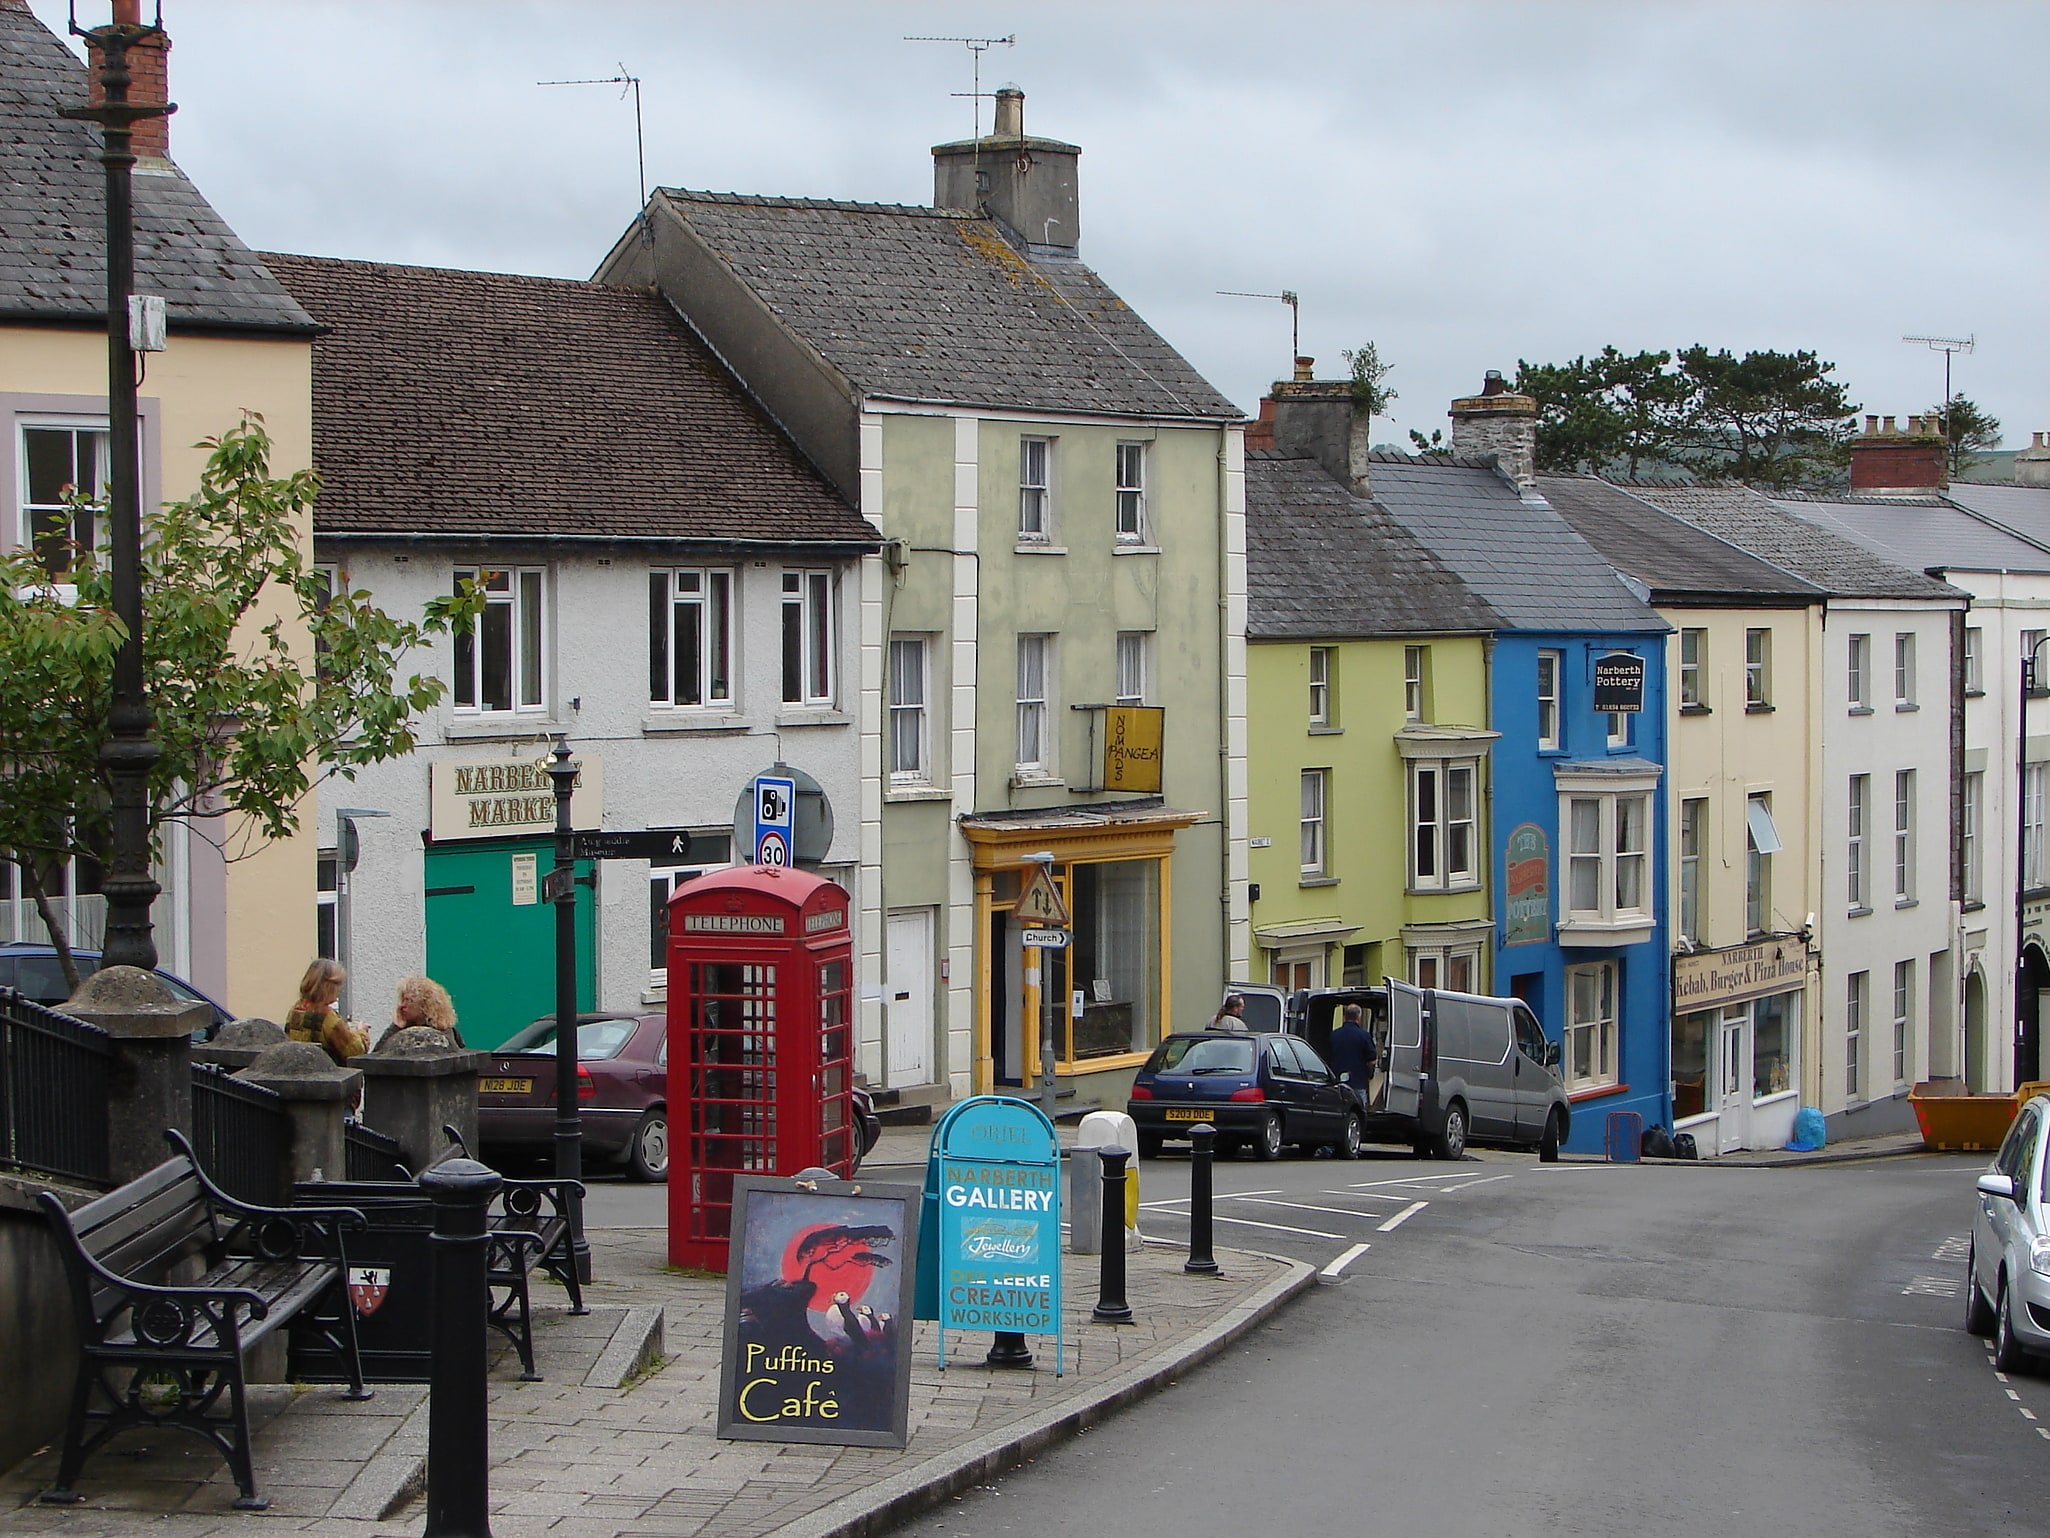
{"left": 1372, "top": 379, "right": 1671, "bottom": 1152}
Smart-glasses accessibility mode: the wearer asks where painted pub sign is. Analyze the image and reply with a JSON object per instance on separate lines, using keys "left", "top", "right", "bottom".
{"left": 1504, "top": 822, "right": 1550, "bottom": 946}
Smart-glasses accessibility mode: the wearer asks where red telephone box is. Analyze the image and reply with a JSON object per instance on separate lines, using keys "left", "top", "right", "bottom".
{"left": 665, "top": 865, "right": 856, "bottom": 1271}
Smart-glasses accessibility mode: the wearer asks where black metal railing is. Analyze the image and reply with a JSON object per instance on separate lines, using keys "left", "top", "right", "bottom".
{"left": 0, "top": 987, "right": 114, "bottom": 1185}
{"left": 345, "top": 1119, "right": 409, "bottom": 1182}
{"left": 190, "top": 1063, "right": 290, "bottom": 1207}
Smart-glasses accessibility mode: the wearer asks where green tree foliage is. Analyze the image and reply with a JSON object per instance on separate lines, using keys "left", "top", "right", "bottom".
{"left": 1516, "top": 345, "right": 1858, "bottom": 488}
{"left": 1341, "top": 342, "right": 1397, "bottom": 434}
{"left": 1937, "top": 394, "right": 2002, "bottom": 477}
{"left": 0, "top": 417, "right": 473, "bottom": 982}
{"left": 1407, "top": 427, "right": 1452, "bottom": 457}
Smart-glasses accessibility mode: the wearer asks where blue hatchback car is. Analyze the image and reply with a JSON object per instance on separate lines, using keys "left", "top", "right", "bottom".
{"left": 1127, "top": 1030, "right": 1364, "bottom": 1161}
{"left": 0, "top": 941, "right": 235, "bottom": 1038}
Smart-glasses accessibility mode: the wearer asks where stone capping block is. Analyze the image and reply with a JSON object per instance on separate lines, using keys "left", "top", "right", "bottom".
{"left": 61, "top": 964, "right": 209, "bottom": 1039}
{"left": 234, "top": 1040, "right": 361, "bottom": 1101}
{"left": 584, "top": 1304, "right": 665, "bottom": 1389}
{"left": 357, "top": 1031, "right": 490, "bottom": 1078}
{"left": 195, "top": 1016, "right": 287, "bottom": 1070}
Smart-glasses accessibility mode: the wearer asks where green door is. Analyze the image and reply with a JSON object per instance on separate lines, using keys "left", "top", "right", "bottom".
{"left": 424, "top": 838, "right": 595, "bottom": 1050}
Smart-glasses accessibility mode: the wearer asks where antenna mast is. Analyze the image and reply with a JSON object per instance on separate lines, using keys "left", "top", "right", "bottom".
{"left": 1219, "top": 290, "right": 1302, "bottom": 364}
{"left": 1902, "top": 333, "right": 1975, "bottom": 413}
{"left": 539, "top": 66, "right": 648, "bottom": 214}
{"left": 904, "top": 33, "right": 1016, "bottom": 140}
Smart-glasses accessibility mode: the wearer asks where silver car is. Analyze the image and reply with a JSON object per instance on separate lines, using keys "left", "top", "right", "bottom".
{"left": 1967, "top": 1092, "right": 2050, "bottom": 1370}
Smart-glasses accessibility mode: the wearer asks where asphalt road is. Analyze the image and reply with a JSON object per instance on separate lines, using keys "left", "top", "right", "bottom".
{"left": 877, "top": 1147, "right": 2050, "bottom": 1538}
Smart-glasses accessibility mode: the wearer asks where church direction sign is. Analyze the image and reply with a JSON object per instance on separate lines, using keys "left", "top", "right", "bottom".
{"left": 1672, "top": 938, "right": 1810, "bottom": 1013}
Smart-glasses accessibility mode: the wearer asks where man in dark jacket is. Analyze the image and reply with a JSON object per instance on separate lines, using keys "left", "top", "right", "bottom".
{"left": 1327, "top": 1003, "right": 1378, "bottom": 1104}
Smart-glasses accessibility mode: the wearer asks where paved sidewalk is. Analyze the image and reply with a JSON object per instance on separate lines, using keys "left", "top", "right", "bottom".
{"left": 0, "top": 1224, "right": 1309, "bottom": 1538}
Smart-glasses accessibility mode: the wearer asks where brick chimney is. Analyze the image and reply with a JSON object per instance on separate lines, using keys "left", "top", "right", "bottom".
{"left": 1847, "top": 412, "right": 1947, "bottom": 494}
{"left": 932, "top": 87, "right": 1082, "bottom": 253}
{"left": 1448, "top": 370, "right": 1538, "bottom": 492}
{"left": 2015, "top": 432, "right": 2050, "bottom": 489}
{"left": 1263, "top": 357, "right": 1374, "bottom": 497}
{"left": 85, "top": 0, "right": 173, "bottom": 163}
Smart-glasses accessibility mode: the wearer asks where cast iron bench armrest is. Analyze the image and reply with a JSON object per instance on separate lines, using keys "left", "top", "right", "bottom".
{"left": 163, "top": 1128, "right": 369, "bottom": 1250}
{"left": 35, "top": 1191, "right": 275, "bottom": 1329}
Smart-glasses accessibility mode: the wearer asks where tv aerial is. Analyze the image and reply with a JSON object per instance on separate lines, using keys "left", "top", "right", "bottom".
{"left": 904, "top": 34, "right": 1016, "bottom": 141}
{"left": 1902, "top": 333, "right": 1974, "bottom": 408}
{"left": 539, "top": 66, "right": 648, "bottom": 215}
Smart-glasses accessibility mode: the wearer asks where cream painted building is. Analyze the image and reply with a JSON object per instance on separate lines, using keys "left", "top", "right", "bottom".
{"left": 1, "top": 3, "right": 317, "bottom": 1016}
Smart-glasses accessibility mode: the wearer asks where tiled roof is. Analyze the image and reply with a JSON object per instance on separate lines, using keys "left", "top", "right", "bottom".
{"left": 0, "top": 5, "right": 314, "bottom": 333}
{"left": 1776, "top": 493, "right": 2050, "bottom": 577}
{"left": 1366, "top": 455, "right": 1666, "bottom": 633}
{"left": 1245, "top": 453, "right": 1500, "bottom": 639}
{"left": 1538, "top": 474, "right": 1822, "bottom": 603}
{"left": 262, "top": 253, "right": 873, "bottom": 546}
{"left": 1623, "top": 482, "right": 1965, "bottom": 602}
{"left": 654, "top": 189, "right": 1239, "bottom": 421}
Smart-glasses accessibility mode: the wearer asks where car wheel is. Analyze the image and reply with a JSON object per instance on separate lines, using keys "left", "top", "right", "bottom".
{"left": 1253, "top": 1111, "right": 1284, "bottom": 1161}
{"left": 1433, "top": 1101, "right": 1468, "bottom": 1161}
{"left": 1539, "top": 1108, "right": 1564, "bottom": 1164}
{"left": 1995, "top": 1277, "right": 2029, "bottom": 1373}
{"left": 1964, "top": 1243, "right": 1996, "bottom": 1337}
{"left": 1337, "top": 1113, "right": 1364, "bottom": 1160}
{"left": 628, "top": 1108, "right": 668, "bottom": 1183}
{"left": 1137, "top": 1132, "right": 1163, "bottom": 1160}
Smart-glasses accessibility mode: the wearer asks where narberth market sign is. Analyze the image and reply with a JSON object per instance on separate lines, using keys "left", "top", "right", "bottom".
{"left": 429, "top": 753, "right": 604, "bottom": 841}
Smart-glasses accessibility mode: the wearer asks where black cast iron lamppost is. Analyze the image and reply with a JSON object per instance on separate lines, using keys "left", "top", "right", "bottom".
{"left": 62, "top": 2, "right": 173, "bottom": 972}
{"left": 548, "top": 737, "right": 591, "bottom": 1283}
{"left": 2017, "top": 637, "right": 2050, "bottom": 1087}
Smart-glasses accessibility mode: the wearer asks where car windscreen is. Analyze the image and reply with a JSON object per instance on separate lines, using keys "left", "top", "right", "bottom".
{"left": 1151, "top": 1037, "right": 1255, "bottom": 1075}
{"left": 501, "top": 1018, "right": 636, "bottom": 1060}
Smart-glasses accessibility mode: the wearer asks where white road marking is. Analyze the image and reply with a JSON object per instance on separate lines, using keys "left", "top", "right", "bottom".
{"left": 1996, "top": 1371, "right": 2010, "bottom": 1383}
{"left": 1234, "top": 1195, "right": 1390, "bottom": 1219}
{"left": 1320, "top": 1242, "right": 1372, "bottom": 1278}
{"left": 1140, "top": 1188, "right": 1283, "bottom": 1208}
{"left": 1933, "top": 1235, "right": 1970, "bottom": 1263}
{"left": 1344, "top": 1173, "right": 1491, "bottom": 1190}
{"left": 1903, "top": 1275, "right": 1960, "bottom": 1297}
{"left": 2008, "top": 1388, "right": 2022, "bottom": 1401}
{"left": 2038, "top": 1426, "right": 2050, "bottom": 1440}
{"left": 1378, "top": 1201, "right": 1429, "bottom": 1232}
{"left": 2022, "top": 1408, "right": 2038, "bottom": 1421}
{"left": 1438, "top": 1173, "right": 1515, "bottom": 1193}
{"left": 1208, "top": 1213, "right": 1343, "bottom": 1240}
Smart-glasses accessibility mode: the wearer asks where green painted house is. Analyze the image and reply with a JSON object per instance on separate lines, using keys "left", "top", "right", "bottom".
{"left": 1244, "top": 376, "right": 1501, "bottom": 993}
{"left": 596, "top": 89, "right": 1246, "bottom": 1109}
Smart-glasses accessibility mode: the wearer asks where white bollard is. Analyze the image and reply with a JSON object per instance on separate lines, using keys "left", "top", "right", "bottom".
{"left": 1074, "top": 1109, "right": 1142, "bottom": 1252}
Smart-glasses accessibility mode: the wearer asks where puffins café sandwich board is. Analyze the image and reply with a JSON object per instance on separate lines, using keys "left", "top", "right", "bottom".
{"left": 715, "top": 1175, "right": 920, "bottom": 1449}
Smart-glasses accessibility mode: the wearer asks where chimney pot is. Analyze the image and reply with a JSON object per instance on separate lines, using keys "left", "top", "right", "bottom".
{"left": 113, "top": 0, "right": 142, "bottom": 23}
{"left": 1293, "top": 356, "right": 1314, "bottom": 383}
{"left": 1881, "top": 415, "right": 1896, "bottom": 434}
{"left": 1849, "top": 408, "right": 1948, "bottom": 493}
{"left": 1864, "top": 415, "right": 1878, "bottom": 434}
{"left": 992, "top": 85, "right": 1024, "bottom": 139}
{"left": 1481, "top": 369, "right": 1507, "bottom": 397}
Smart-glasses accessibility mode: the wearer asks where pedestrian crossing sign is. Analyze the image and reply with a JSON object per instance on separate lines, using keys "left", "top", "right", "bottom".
{"left": 1014, "top": 863, "right": 1070, "bottom": 927}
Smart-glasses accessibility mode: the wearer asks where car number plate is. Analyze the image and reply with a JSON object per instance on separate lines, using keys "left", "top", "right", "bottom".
{"left": 1162, "top": 1109, "right": 1214, "bottom": 1123}
{"left": 480, "top": 1077, "right": 533, "bottom": 1095}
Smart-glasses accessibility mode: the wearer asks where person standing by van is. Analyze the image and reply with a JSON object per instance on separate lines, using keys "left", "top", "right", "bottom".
{"left": 1327, "top": 1002, "right": 1377, "bottom": 1103}
{"left": 1210, "top": 993, "right": 1249, "bottom": 1031}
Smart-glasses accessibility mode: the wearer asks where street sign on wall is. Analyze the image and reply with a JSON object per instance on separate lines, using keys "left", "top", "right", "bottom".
{"left": 1593, "top": 652, "right": 1646, "bottom": 713}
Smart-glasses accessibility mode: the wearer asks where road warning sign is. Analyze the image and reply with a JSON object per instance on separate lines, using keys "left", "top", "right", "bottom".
{"left": 1014, "top": 864, "right": 1070, "bottom": 927}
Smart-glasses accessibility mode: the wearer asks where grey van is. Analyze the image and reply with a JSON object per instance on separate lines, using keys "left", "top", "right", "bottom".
{"left": 1235, "top": 979, "right": 1570, "bottom": 1160}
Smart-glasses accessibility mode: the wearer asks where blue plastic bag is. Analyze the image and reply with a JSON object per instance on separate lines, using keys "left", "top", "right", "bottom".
{"left": 1784, "top": 1105, "right": 1826, "bottom": 1153}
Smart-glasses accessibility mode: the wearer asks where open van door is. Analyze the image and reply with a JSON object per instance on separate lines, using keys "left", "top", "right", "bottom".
{"left": 1384, "top": 978, "right": 1427, "bottom": 1121}
{"left": 1225, "top": 983, "right": 1289, "bottom": 1033}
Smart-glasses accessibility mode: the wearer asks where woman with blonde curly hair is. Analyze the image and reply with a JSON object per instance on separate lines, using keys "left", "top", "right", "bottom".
{"left": 376, "top": 975, "right": 464, "bottom": 1050}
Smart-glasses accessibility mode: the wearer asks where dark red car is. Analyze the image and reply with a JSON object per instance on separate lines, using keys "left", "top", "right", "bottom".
{"left": 478, "top": 1013, "right": 670, "bottom": 1181}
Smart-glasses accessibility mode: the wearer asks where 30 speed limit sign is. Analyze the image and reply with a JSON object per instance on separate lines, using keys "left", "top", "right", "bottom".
{"left": 757, "top": 830, "right": 789, "bottom": 866}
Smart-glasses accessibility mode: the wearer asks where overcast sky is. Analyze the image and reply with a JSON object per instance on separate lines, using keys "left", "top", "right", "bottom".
{"left": 30, "top": 0, "right": 2049, "bottom": 451}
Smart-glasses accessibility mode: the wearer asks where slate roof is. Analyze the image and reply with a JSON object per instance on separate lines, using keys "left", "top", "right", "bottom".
{"left": 1537, "top": 474, "right": 1821, "bottom": 604}
{"left": 0, "top": 4, "right": 314, "bottom": 334}
{"left": 1364, "top": 455, "right": 1666, "bottom": 633}
{"left": 653, "top": 189, "right": 1239, "bottom": 422}
{"left": 262, "top": 253, "right": 872, "bottom": 546}
{"left": 1775, "top": 492, "right": 2050, "bottom": 577}
{"left": 1621, "top": 482, "right": 1964, "bottom": 602}
{"left": 1244, "top": 453, "right": 1500, "bottom": 639}
{"left": 1943, "top": 482, "right": 2050, "bottom": 552}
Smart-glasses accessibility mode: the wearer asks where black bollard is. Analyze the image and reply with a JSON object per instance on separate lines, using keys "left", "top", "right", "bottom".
{"left": 1185, "top": 1124, "right": 1220, "bottom": 1275}
{"left": 1092, "top": 1145, "right": 1135, "bottom": 1324}
{"left": 985, "top": 1331, "right": 1036, "bottom": 1369}
{"left": 421, "top": 1157, "right": 503, "bottom": 1538}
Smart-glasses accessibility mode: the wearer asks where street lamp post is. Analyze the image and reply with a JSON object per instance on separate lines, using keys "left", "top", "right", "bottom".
{"left": 547, "top": 738, "right": 591, "bottom": 1283}
{"left": 2017, "top": 638, "right": 2049, "bottom": 1088}
{"left": 332, "top": 807, "right": 390, "bottom": 1018}
{"left": 62, "top": 6, "right": 174, "bottom": 971}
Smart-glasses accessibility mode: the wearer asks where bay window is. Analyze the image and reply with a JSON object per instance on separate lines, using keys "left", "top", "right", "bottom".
{"left": 1557, "top": 772, "right": 1658, "bottom": 938}
{"left": 1409, "top": 759, "right": 1478, "bottom": 891}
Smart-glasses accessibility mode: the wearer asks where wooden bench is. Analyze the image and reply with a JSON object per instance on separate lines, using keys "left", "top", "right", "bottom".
{"left": 36, "top": 1128, "right": 372, "bottom": 1511}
